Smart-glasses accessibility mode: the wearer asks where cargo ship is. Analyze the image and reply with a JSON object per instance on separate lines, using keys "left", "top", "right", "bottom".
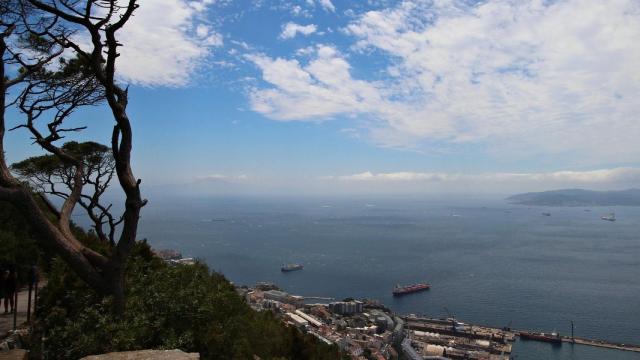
{"left": 519, "top": 331, "right": 562, "bottom": 345}
{"left": 393, "top": 283, "right": 430, "bottom": 296}
{"left": 281, "top": 263, "right": 303, "bottom": 272}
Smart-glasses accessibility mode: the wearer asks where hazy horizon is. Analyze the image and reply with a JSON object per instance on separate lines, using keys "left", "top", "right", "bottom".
{"left": 138, "top": 176, "right": 640, "bottom": 197}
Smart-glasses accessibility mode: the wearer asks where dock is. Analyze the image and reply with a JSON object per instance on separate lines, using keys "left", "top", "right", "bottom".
{"left": 403, "top": 316, "right": 516, "bottom": 343}
{"left": 517, "top": 330, "right": 640, "bottom": 353}
{"left": 403, "top": 316, "right": 640, "bottom": 358}
{"left": 402, "top": 315, "right": 515, "bottom": 359}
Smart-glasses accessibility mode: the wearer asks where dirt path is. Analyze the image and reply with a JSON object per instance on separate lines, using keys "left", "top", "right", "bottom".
{"left": 0, "top": 288, "right": 36, "bottom": 339}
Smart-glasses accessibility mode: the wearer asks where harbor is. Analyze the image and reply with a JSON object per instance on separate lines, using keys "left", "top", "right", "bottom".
{"left": 239, "top": 266, "right": 640, "bottom": 359}
{"left": 517, "top": 330, "right": 640, "bottom": 353}
{"left": 403, "top": 315, "right": 515, "bottom": 359}
{"left": 156, "top": 248, "right": 640, "bottom": 359}
{"left": 143, "top": 198, "right": 640, "bottom": 360}
{"left": 402, "top": 315, "right": 640, "bottom": 359}
{"left": 239, "top": 283, "right": 640, "bottom": 359}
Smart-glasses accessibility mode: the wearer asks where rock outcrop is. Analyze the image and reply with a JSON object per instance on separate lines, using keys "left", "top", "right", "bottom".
{"left": 81, "top": 350, "right": 199, "bottom": 360}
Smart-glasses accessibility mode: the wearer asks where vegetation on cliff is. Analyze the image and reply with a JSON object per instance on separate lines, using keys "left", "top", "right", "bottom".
{"left": 30, "top": 241, "right": 343, "bottom": 359}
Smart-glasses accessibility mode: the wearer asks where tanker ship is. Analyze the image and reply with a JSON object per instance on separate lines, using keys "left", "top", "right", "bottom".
{"left": 393, "top": 283, "right": 430, "bottom": 296}
{"left": 519, "top": 331, "right": 562, "bottom": 345}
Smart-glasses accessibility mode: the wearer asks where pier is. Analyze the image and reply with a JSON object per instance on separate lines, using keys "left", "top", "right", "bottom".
{"left": 517, "top": 330, "right": 640, "bottom": 353}
{"left": 403, "top": 315, "right": 640, "bottom": 357}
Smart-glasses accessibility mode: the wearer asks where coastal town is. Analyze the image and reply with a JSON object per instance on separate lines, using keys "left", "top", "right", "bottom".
{"left": 237, "top": 282, "right": 516, "bottom": 360}
{"left": 153, "top": 252, "right": 640, "bottom": 360}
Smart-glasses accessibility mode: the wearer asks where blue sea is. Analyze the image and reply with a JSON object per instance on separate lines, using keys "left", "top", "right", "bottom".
{"left": 135, "top": 194, "right": 640, "bottom": 359}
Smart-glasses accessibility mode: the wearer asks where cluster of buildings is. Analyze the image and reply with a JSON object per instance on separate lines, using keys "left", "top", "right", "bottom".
{"left": 239, "top": 284, "right": 517, "bottom": 360}
{"left": 241, "top": 285, "right": 404, "bottom": 360}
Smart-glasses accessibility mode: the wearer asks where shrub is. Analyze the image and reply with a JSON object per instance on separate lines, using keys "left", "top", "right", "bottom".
{"left": 32, "top": 241, "right": 343, "bottom": 359}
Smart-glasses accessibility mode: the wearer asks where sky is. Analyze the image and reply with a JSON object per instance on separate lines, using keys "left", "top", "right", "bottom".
{"left": 4, "top": 0, "right": 640, "bottom": 194}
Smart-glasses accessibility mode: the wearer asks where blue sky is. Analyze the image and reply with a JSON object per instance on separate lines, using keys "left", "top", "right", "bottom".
{"left": 5, "top": 0, "right": 640, "bottom": 194}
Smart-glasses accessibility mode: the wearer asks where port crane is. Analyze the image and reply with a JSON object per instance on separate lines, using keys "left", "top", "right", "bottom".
{"left": 503, "top": 320, "right": 512, "bottom": 331}
{"left": 571, "top": 320, "right": 575, "bottom": 342}
{"left": 443, "top": 307, "right": 456, "bottom": 332}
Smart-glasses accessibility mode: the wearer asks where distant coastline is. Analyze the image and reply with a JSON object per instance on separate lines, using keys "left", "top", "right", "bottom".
{"left": 507, "top": 188, "right": 640, "bottom": 206}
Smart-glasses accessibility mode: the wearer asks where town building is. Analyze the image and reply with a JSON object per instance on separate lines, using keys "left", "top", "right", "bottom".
{"left": 329, "top": 301, "right": 364, "bottom": 315}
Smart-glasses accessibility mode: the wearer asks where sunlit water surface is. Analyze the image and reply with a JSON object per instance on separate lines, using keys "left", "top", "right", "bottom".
{"left": 132, "top": 195, "right": 640, "bottom": 359}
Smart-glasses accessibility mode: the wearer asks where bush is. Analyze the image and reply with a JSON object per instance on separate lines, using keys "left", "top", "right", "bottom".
{"left": 32, "top": 241, "right": 343, "bottom": 359}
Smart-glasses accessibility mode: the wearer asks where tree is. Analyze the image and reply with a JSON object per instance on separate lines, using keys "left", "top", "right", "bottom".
{"left": 0, "top": 0, "right": 144, "bottom": 314}
{"left": 11, "top": 141, "right": 121, "bottom": 244}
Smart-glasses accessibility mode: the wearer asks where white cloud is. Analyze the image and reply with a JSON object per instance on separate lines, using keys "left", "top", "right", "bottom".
{"left": 319, "top": 0, "right": 336, "bottom": 12}
{"left": 196, "top": 24, "right": 209, "bottom": 38}
{"left": 248, "top": 0, "right": 640, "bottom": 164}
{"left": 295, "top": 46, "right": 316, "bottom": 56}
{"left": 339, "top": 128, "right": 361, "bottom": 139}
{"left": 290, "top": 4, "right": 313, "bottom": 17}
{"left": 291, "top": 5, "right": 303, "bottom": 16}
{"left": 112, "top": 0, "right": 222, "bottom": 87}
{"left": 230, "top": 40, "right": 250, "bottom": 50}
{"left": 247, "top": 45, "right": 403, "bottom": 121}
{"left": 279, "top": 22, "right": 318, "bottom": 39}
{"left": 303, "top": 0, "right": 335, "bottom": 12}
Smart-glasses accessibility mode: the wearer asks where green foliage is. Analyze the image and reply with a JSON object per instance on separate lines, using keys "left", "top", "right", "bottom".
{"left": 10, "top": 141, "right": 114, "bottom": 199}
{"left": 33, "top": 241, "right": 342, "bottom": 360}
{"left": 11, "top": 141, "right": 111, "bottom": 176}
{"left": 10, "top": 154, "right": 60, "bottom": 178}
{"left": 61, "top": 141, "right": 110, "bottom": 163}
{"left": 54, "top": 55, "right": 95, "bottom": 79}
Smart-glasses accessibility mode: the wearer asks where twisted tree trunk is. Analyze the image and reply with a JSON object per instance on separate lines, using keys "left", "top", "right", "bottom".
{"left": 1, "top": 0, "right": 145, "bottom": 315}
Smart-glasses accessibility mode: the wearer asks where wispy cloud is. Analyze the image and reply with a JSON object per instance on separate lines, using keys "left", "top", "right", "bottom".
{"left": 195, "top": 174, "right": 248, "bottom": 182}
{"left": 318, "top": 0, "right": 336, "bottom": 12}
{"left": 279, "top": 22, "right": 318, "bottom": 40}
{"left": 248, "top": 0, "right": 640, "bottom": 163}
{"left": 325, "top": 168, "right": 640, "bottom": 185}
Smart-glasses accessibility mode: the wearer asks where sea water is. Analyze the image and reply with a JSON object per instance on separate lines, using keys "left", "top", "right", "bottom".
{"left": 135, "top": 194, "right": 640, "bottom": 359}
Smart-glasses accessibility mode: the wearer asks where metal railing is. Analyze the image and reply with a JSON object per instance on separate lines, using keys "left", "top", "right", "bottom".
{"left": 8, "top": 267, "right": 39, "bottom": 332}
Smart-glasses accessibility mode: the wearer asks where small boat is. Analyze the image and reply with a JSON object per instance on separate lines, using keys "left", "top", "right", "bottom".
{"left": 281, "top": 263, "right": 303, "bottom": 272}
{"left": 541, "top": 212, "right": 551, "bottom": 216}
{"left": 601, "top": 213, "right": 616, "bottom": 222}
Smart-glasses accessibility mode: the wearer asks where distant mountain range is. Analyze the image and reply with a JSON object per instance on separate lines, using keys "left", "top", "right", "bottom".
{"left": 507, "top": 189, "right": 640, "bottom": 206}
